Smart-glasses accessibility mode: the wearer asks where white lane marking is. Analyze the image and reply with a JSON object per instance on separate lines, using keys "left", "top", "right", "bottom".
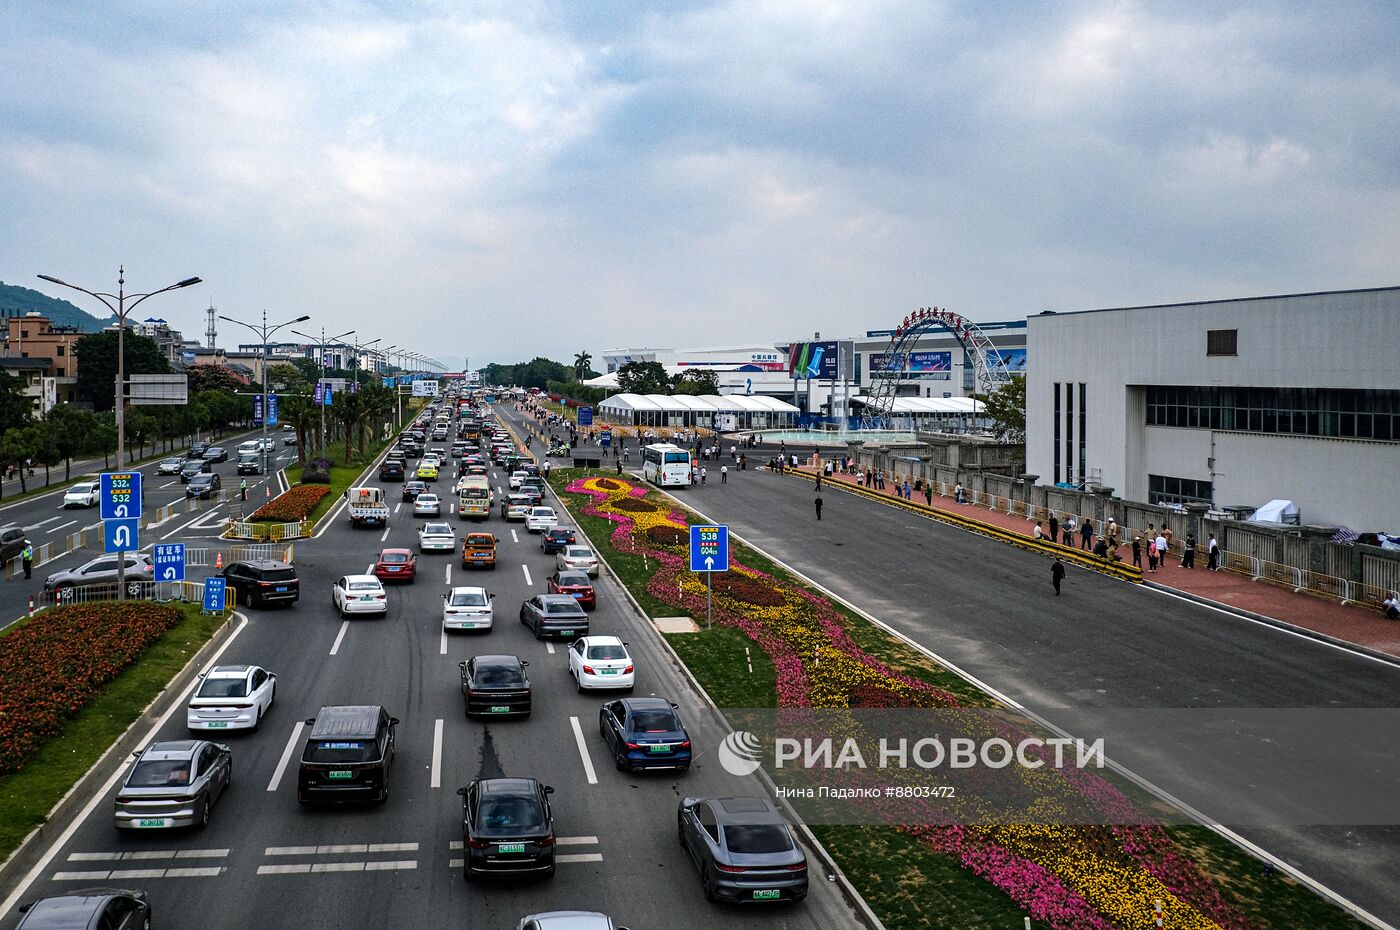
{"left": 440, "top": 626, "right": 448, "bottom": 656}
{"left": 265, "top": 843, "right": 418, "bottom": 855}
{"left": 266, "top": 722, "right": 305, "bottom": 792}
{"left": 67, "top": 849, "right": 230, "bottom": 861}
{"left": 52, "top": 867, "right": 225, "bottom": 880}
{"left": 362, "top": 860, "right": 417, "bottom": 871}
{"left": 557, "top": 853, "right": 604, "bottom": 863}
{"left": 444, "top": 564, "right": 451, "bottom": 586}
{"left": 380, "top": 526, "right": 391, "bottom": 542}
{"left": 47, "top": 520, "right": 77, "bottom": 535}
{"left": 258, "top": 863, "right": 310, "bottom": 875}
{"left": 0, "top": 615, "right": 251, "bottom": 915}
{"left": 449, "top": 502, "right": 455, "bottom": 514}
{"left": 491, "top": 472, "right": 498, "bottom": 479}
{"left": 159, "top": 481, "right": 176, "bottom": 489}
{"left": 556, "top": 836, "right": 599, "bottom": 846}
{"left": 329, "top": 620, "right": 350, "bottom": 656}
{"left": 160, "top": 505, "right": 220, "bottom": 540}
{"left": 510, "top": 529, "right": 519, "bottom": 543}
{"left": 568, "top": 716, "right": 598, "bottom": 785}
{"left": 23, "top": 516, "right": 60, "bottom": 530}
{"left": 545, "top": 641, "right": 555, "bottom": 655}
{"left": 431, "top": 718, "right": 444, "bottom": 789}
{"left": 394, "top": 502, "right": 402, "bottom": 514}
{"left": 521, "top": 564, "right": 532, "bottom": 586}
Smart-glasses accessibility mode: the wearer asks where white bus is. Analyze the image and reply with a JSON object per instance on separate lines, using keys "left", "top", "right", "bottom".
{"left": 641, "top": 443, "right": 692, "bottom": 488}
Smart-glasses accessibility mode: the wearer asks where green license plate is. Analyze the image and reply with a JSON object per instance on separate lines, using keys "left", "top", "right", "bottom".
{"left": 752, "top": 889, "right": 781, "bottom": 900}
{"left": 137, "top": 818, "right": 170, "bottom": 828}
{"left": 648, "top": 744, "right": 670, "bottom": 753}
{"left": 327, "top": 770, "right": 354, "bottom": 780}
{"left": 600, "top": 669, "right": 618, "bottom": 675}
{"left": 489, "top": 706, "right": 511, "bottom": 713}
{"left": 206, "top": 721, "right": 229, "bottom": 728}
{"left": 558, "top": 630, "right": 574, "bottom": 637}
{"left": 497, "top": 843, "right": 526, "bottom": 854}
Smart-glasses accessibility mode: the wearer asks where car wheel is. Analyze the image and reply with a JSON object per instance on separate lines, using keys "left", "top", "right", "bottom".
{"left": 252, "top": 706, "right": 262, "bottom": 733}
{"left": 701, "top": 864, "right": 717, "bottom": 902}
{"left": 576, "top": 674, "right": 585, "bottom": 694}
{"left": 614, "top": 750, "right": 627, "bottom": 772}
{"left": 599, "top": 717, "right": 609, "bottom": 741}
{"left": 196, "top": 798, "right": 211, "bottom": 830}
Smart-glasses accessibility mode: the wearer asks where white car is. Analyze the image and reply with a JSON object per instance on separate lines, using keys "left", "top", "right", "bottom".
{"left": 237, "top": 440, "right": 261, "bottom": 456}
{"left": 62, "top": 482, "right": 100, "bottom": 509}
{"left": 567, "top": 636, "right": 634, "bottom": 692}
{"left": 187, "top": 664, "right": 276, "bottom": 732}
{"left": 414, "top": 493, "right": 441, "bottom": 516}
{"left": 419, "top": 521, "right": 456, "bottom": 552}
{"left": 556, "top": 545, "right": 600, "bottom": 577}
{"left": 525, "top": 506, "right": 557, "bottom": 533}
{"left": 442, "top": 586, "right": 494, "bottom": 631}
{"left": 332, "top": 574, "right": 388, "bottom": 617}
{"left": 509, "top": 470, "right": 530, "bottom": 490}
{"left": 421, "top": 452, "right": 442, "bottom": 468}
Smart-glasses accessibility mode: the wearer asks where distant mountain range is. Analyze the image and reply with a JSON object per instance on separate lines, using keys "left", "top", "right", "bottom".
{"left": 0, "top": 281, "right": 115, "bottom": 331}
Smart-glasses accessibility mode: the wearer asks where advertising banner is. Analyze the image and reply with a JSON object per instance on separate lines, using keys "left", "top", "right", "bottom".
{"left": 871, "top": 350, "right": 952, "bottom": 379}
{"left": 787, "top": 341, "right": 840, "bottom": 379}
{"left": 994, "top": 348, "right": 1027, "bottom": 373}
{"left": 267, "top": 393, "right": 279, "bottom": 426}
{"left": 252, "top": 394, "right": 264, "bottom": 425}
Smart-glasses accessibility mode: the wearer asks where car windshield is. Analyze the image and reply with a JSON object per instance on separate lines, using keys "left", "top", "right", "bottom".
{"left": 348, "top": 581, "right": 381, "bottom": 592}
{"left": 473, "top": 664, "right": 524, "bottom": 686}
{"left": 556, "top": 573, "right": 590, "bottom": 587}
{"left": 129, "top": 759, "right": 192, "bottom": 787}
{"left": 380, "top": 552, "right": 410, "bottom": 564}
{"left": 723, "top": 824, "right": 794, "bottom": 854}
{"left": 474, "top": 795, "right": 544, "bottom": 835}
{"left": 587, "top": 644, "right": 627, "bottom": 660}
{"left": 450, "top": 591, "right": 488, "bottom": 607}
{"left": 69, "top": 484, "right": 94, "bottom": 493}
{"left": 630, "top": 709, "right": 679, "bottom": 732}
{"left": 197, "top": 678, "right": 247, "bottom": 698}
{"left": 305, "top": 740, "right": 377, "bottom": 764}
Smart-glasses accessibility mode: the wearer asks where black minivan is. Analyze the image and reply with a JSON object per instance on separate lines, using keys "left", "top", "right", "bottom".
{"left": 297, "top": 705, "right": 398, "bottom": 804}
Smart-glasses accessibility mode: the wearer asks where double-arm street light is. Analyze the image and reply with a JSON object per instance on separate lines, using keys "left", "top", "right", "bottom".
{"left": 292, "top": 326, "right": 354, "bottom": 452}
{"left": 38, "top": 268, "right": 202, "bottom": 602}
{"left": 218, "top": 311, "right": 312, "bottom": 477}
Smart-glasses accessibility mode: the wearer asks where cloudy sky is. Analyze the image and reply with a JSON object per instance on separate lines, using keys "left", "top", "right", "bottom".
{"left": 3, "top": 1, "right": 1396, "bottom": 369}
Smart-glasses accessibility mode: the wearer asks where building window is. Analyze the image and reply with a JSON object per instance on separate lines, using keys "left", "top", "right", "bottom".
{"left": 1206, "top": 329, "right": 1238, "bottom": 356}
{"left": 1149, "top": 474, "right": 1214, "bottom": 507}
{"left": 1146, "top": 386, "right": 1400, "bottom": 442}
{"left": 57, "top": 345, "right": 64, "bottom": 356}
{"left": 1053, "top": 382, "right": 1061, "bottom": 485}
{"left": 1064, "top": 382, "right": 1074, "bottom": 484}
{"left": 1078, "top": 382, "right": 1087, "bottom": 485}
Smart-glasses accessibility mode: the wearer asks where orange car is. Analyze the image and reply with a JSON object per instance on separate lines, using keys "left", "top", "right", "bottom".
{"left": 462, "top": 533, "right": 497, "bottom": 569}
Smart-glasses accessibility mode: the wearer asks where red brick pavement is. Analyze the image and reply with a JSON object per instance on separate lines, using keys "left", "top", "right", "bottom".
{"left": 796, "top": 466, "right": 1400, "bottom": 659}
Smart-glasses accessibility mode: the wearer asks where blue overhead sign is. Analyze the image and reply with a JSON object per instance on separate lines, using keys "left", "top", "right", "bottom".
{"left": 99, "top": 472, "right": 142, "bottom": 520}
{"left": 103, "top": 517, "right": 140, "bottom": 553}
{"left": 203, "top": 576, "right": 227, "bottom": 613}
{"left": 689, "top": 524, "right": 730, "bottom": 573}
{"left": 153, "top": 543, "right": 185, "bottom": 582}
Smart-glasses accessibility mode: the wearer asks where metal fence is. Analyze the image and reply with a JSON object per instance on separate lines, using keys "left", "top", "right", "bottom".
{"left": 42, "top": 579, "right": 237, "bottom": 609}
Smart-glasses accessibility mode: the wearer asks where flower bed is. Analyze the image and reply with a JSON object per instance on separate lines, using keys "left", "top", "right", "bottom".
{"left": 251, "top": 485, "right": 330, "bottom": 522}
{"left": 0, "top": 603, "right": 182, "bottom": 776}
{"left": 562, "top": 475, "right": 1252, "bottom": 930}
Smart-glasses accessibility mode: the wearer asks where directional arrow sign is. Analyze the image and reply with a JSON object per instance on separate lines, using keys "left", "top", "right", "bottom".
{"left": 689, "top": 524, "right": 729, "bottom": 573}
{"left": 203, "top": 576, "right": 227, "bottom": 613}
{"left": 100, "top": 471, "right": 143, "bottom": 521}
{"left": 153, "top": 543, "right": 186, "bottom": 582}
{"left": 103, "top": 517, "right": 140, "bottom": 554}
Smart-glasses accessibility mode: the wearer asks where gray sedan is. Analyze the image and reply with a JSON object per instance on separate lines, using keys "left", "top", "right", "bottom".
{"left": 44, "top": 554, "right": 154, "bottom": 595}
{"left": 677, "top": 796, "right": 809, "bottom": 903}
{"left": 115, "top": 739, "right": 232, "bottom": 831}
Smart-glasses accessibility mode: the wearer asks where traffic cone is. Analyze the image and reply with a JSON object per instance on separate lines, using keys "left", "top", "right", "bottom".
{"left": 215, "top": 552, "right": 223, "bottom": 570}
{"left": 266, "top": 485, "right": 272, "bottom": 499}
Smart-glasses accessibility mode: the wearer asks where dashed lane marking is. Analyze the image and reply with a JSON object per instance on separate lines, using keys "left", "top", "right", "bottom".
{"left": 53, "top": 867, "right": 225, "bottom": 881}
{"left": 329, "top": 620, "right": 350, "bottom": 656}
{"left": 266, "top": 722, "right": 305, "bottom": 792}
{"left": 265, "top": 843, "right": 418, "bottom": 855}
{"left": 67, "top": 849, "right": 229, "bottom": 862}
{"left": 431, "top": 719, "right": 444, "bottom": 789}
{"left": 521, "top": 564, "right": 532, "bottom": 586}
{"left": 257, "top": 861, "right": 417, "bottom": 875}
{"left": 568, "top": 716, "right": 598, "bottom": 785}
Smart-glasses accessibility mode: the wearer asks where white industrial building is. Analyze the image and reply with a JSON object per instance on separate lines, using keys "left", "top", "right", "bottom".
{"left": 1026, "top": 286, "right": 1400, "bottom": 532}
{"left": 596, "top": 393, "right": 799, "bottom": 429}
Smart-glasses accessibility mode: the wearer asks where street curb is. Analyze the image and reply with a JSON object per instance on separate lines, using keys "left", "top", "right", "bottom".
{"left": 1143, "top": 581, "right": 1400, "bottom": 666}
{"left": 0, "top": 609, "right": 240, "bottom": 896}
{"left": 546, "top": 470, "right": 887, "bottom": 930}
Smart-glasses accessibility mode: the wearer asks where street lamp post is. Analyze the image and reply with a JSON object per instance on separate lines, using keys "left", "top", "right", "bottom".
{"left": 219, "top": 311, "right": 311, "bottom": 479}
{"left": 292, "top": 326, "right": 353, "bottom": 453}
{"left": 38, "top": 268, "right": 201, "bottom": 602}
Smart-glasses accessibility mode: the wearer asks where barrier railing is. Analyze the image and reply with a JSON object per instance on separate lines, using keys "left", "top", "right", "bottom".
{"left": 43, "top": 579, "right": 237, "bottom": 610}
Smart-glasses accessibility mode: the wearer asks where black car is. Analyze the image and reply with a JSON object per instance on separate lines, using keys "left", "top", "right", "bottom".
{"left": 457, "top": 777, "right": 556, "bottom": 879}
{"left": 219, "top": 559, "right": 299, "bottom": 608}
{"left": 540, "top": 526, "right": 576, "bottom": 554}
{"left": 518, "top": 486, "right": 544, "bottom": 507}
{"left": 380, "top": 458, "right": 406, "bottom": 481}
{"left": 677, "top": 796, "right": 809, "bottom": 903}
{"left": 203, "top": 446, "right": 229, "bottom": 463}
{"left": 298, "top": 705, "right": 397, "bottom": 804}
{"left": 188, "top": 441, "right": 209, "bottom": 459}
{"left": 15, "top": 890, "right": 150, "bottom": 930}
{"left": 179, "top": 459, "right": 212, "bottom": 483}
{"left": 186, "top": 473, "right": 222, "bottom": 499}
{"left": 402, "top": 480, "right": 427, "bottom": 502}
{"left": 519, "top": 594, "right": 589, "bottom": 640}
{"left": 599, "top": 697, "right": 692, "bottom": 772}
{"left": 235, "top": 453, "right": 262, "bottom": 475}
{"left": 460, "top": 655, "right": 531, "bottom": 717}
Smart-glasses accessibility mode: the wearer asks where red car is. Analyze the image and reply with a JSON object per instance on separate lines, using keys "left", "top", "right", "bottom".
{"left": 548, "top": 570, "right": 596, "bottom": 609}
{"left": 374, "top": 548, "right": 417, "bottom": 583}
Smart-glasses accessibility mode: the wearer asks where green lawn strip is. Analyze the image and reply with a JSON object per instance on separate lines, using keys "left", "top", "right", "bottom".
{"left": 0, "top": 603, "right": 227, "bottom": 861}
{"left": 664, "top": 626, "right": 777, "bottom": 709}
{"left": 279, "top": 421, "right": 423, "bottom": 526}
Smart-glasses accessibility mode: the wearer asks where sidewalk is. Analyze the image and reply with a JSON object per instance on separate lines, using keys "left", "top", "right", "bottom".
{"left": 794, "top": 465, "right": 1400, "bottom": 659}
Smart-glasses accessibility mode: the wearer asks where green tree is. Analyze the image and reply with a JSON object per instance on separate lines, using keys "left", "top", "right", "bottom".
{"left": 0, "top": 371, "right": 32, "bottom": 433}
{"left": 125, "top": 409, "right": 159, "bottom": 460}
{"left": 281, "top": 394, "right": 317, "bottom": 465}
{"left": 616, "top": 361, "right": 671, "bottom": 395}
{"left": 44, "top": 404, "right": 99, "bottom": 480}
{"left": 267, "top": 363, "right": 309, "bottom": 394}
{"left": 975, "top": 376, "right": 1026, "bottom": 445}
{"left": 0, "top": 427, "right": 35, "bottom": 495}
{"left": 73, "top": 330, "right": 169, "bottom": 410}
{"left": 673, "top": 369, "right": 719, "bottom": 396}
{"left": 572, "top": 351, "right": 594, "bottom": 382}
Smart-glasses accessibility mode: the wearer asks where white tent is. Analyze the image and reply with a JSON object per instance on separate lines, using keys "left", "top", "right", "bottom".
{"left": 1249, "top": 499, "right": 1300, "bottom": 525}
{"left": 595, "top": 393, "right": 797, "bottom": 428}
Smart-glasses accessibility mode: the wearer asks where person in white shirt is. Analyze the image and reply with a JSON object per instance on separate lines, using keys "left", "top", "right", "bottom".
{"left": 1384, "top": 594, "right": 1400, "bottom": 620}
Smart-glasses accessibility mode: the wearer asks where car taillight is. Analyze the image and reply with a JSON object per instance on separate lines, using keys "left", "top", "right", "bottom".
{"left": 784, "top": 861, "right": 808, "bottom": 871}
{"left": 231, "top": 703, "right": 254, "bottom": 709}
{"left": 678, "top": 740, "right": 691, "bottom": 748}
{"left": 715, "top": 863, "right": 750, "bottom": 873}
{"left": 467, "top": 838, "right": 489, "bottom": 849}
{"left": 582, "top": 665, "right": 596, "bottom": 675}
{"left": 625, "top": 741, "right": 641, "bottom": 750}
{"left": 375, "top": 594, "right": 386, "bottom": 600}
{"left": 623, "top": 664, "right": 634, "bottom": 673}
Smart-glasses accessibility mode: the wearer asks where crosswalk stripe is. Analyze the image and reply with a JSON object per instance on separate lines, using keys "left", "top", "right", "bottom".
{"left": 265, "top": 842, "right": 418, "bottom": 856}
{"left": 65, "top": 849, "right": 229, "bottom": 863}
{"left": 556, "top": 853, "right": 604, "bottom": 864}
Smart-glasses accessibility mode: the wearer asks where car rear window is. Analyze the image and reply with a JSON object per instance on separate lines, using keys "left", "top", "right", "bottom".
{"left": 259, "top": 568, "right": 297, "bottom": 582}
{"left": 556, "top": 572, "right": 590, "bottom": 586}
{"left": 450, "top": 590, "right": 488, "bottom": 606}
{"left": 305, "top": 740, "right": 377, "bottom": 764}
{"left": 545, "top": 601, "right": 583, "bottom": 614}
{"left": 474, "top": 665, "right": 524, "bottom": 686}
{"left": 197, "top": 678, "right": 248, "bottom": 698}
{"left": 381, "top": 552, "right": 410, "bottom": 564}
{"left": 564, "top": 547, "right": 592, "bottom": 557}
{"left": 475, "top": 796, "right": 544, "bottom": 834}
{"left": 587, "top": 644, "right": 627, "bottom": 659}
{"left": 723, "top": 824, "right": 794, "bottom": 854}
{"left": 348, "top": 581, "right": 382, "bottom": 591}
{"left": 129, "top": 760, "right": 192, "bottom": 787}
{"left": 630, "top": 709, "right": 678, "bottom": 732}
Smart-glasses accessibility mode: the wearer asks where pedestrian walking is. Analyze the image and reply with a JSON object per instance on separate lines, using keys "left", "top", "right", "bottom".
{"left": 1180, "top": 533, "right": 1197, "bottom": 568}
{"left": 1131, "top": 536, "right": 1142, "bottom": 569}
{"left": 240, "top": 478, "right": 249, "bottom": 501}
{"left": 814, "top": 495, "right": 823, "bottom": 521}
{"left": 1154, "top": 531, "right": 1168, "bottom": 568}
{"left": 616, "top": 460, "right": 623, "bottom": 476}
{"left": 1106, "top": 517, "right": 1118, "bottom": 543}
{"left": 1207, "top": 534, "right": 1220, "bottom": 571}
{"left": 1051, "top": 557, "right": 1065, "bottom": 595}
{"left": 1033, "top": 521, "right": 1044, "bottom": 540}
{"left": 814, "top": 476, "right": 822, "bottom": 492}
{"left": 1079, "top": 517, "right": 1094, "bottom": 551}
{"left": 1147, "top": 539, "right": 1159, "bottom": 572}
{"left": 1048, "top": 514, "right": 1059, "bottom": 544}
{"left": 856, "top": 470, "right": 865, "bottom": 487}
{"left": 1063, "top": 515, "right": 1076, "bottom": 540}
{"left": 902, "top": 480, "right": 911, "bottom": 500}
{"left": 21, "top": 540, "right": 33, "bottom": 579}
{"left": 924, "top": 484, "right": 933, "bottom": 506}
{"left": 700, "top": 466, "right": 707, "bottom": 485}
{"left": 720, "top": 464, "right": 727, "bottom": 484}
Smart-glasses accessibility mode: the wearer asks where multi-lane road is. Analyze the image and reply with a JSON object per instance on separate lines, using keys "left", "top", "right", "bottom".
{"left": 0, "top": 412, "right": 863, "bottom": 930}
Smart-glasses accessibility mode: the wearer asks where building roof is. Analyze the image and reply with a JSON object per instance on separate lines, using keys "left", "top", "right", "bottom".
{"left": 0, "top": 356, "right": 54, "bottom": 370}
{"left": 850, "top": 395, "right": 983, "bottom": 414}
{"left": 597, "top": 393, "right": 799, "bottom": 415}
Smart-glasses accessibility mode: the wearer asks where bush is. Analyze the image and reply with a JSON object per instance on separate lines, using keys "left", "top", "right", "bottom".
{"left": 712, "top": 573, "right": 788, "bottom": 607}
{"left": 302, "top": 457, "right": 333, "bottom": 484}
{"left": 251, "top": 485, "right": 330, "bottom": 522}
{"left": 0, "top": 603, "right": 182, "bottom": 776}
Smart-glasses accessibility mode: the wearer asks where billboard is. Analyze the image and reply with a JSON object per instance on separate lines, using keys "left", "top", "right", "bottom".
{"left": 870, "top": 350, "right": 952, "bottom": 379}
{"left": 993, "top": 348, "right": 1027, "bottom": 373}
{"left": 787, "top": 341, "right": 839, "bottom": 379}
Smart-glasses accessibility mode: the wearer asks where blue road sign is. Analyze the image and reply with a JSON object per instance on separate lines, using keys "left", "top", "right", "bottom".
{"left": 104, "top": 517, "right": 140, "bottom": 553}
{"left": 99, "top": 471, "right": 143, "bottom": 520}
{"left": 599, "top": 431, "right": 611, "bottom": 448}
{"left": 153, "top": 543, "right": 186, "bottom": 582}
{"left": 577, "top": 406, "right": 593, "bottom": 426}
{"left": 253, "top": 394, "right": 264, "bottom": 425}
{"left": 203, "top": 576, "right": 227, "bottom": 612}
{"left": 267, "top": 393, "right": 279, "bottom": 426}
{"left": 689, "top": 524, "right": 730, "bottom": 573}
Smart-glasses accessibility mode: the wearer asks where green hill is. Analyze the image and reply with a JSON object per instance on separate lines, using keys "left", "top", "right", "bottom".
{"left": 0, "top": 281, "right": 114, "bottom": 331}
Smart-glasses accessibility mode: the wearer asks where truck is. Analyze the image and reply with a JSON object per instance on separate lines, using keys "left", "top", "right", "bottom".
{"left": 457, "top": 475, "right": 492, "bottom": 520}
{"left": 347, "top": 486, "right": 390, "bottom": 528}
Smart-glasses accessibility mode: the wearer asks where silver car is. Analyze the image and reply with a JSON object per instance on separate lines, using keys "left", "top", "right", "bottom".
{"left": 556, "top": 545, "right": 599, "bottom": 577}
{"left": 44, "top": 554, "right": 154, "bottom": 595}
{"left": 518, "top": 913, "right": 628, "bottom": 930}
{"left": 114, "top": 740, "right": 231, "bottom": 831}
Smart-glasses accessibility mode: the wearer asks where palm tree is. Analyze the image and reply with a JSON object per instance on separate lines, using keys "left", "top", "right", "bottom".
{"left": 356, "top": 383, "right": 394, "bottom": 456}
{"left": 573, "top": 351, "right": 593, "bottom": 382}
{"left": 281, "top": 395, "right": 318, "bottom": 466}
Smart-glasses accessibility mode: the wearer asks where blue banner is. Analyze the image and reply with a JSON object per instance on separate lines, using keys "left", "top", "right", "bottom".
{"left": 253, "top": 393, "right": 264, "bottom": 425}
{"left": 267, "top": 393, "right": 279, "bottom": 426}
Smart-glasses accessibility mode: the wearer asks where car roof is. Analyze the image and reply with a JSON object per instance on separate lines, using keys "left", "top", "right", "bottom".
{"left": 141, "top": 740, "right": 200, "bottom": 761}
{"left": 309, "top": 705, "right": 385, "bottom": 738}
{"left": 379, "top": 547, "right": 413, "bottom": 556}
{"left": 343, "top": 574, "right": 380, "bottom": 583}
{"left": 580, "top": 635, "right": 623, "bottom": 647}
{"left": 422, "top": 523, "right": 452, "bottom": 532}
{"left": 621, "top": 696, "right": 675, "bottom": 713}
{"left": 526, "top": 913, "right": 615, "bottom": 930}
{"left": 232, "top": 559, "right": 291, "bottom": 570}
{"left": 449, "top": 585, "right": 488, "bottom": 594}
{"left": 713, "top": 796, "right": 781, "bottom": 822}
{"left": 539, "top": 593, "right": 582, "bottom": 604}
{"left": 207, "top": 665, "right": 251, "bottom": 678}
{"left": 554, "top": 571, "right": 591, "bottom": 584}
{"left": 472, "top": 654, "right": 523, "bottom": 668}
{"left": 476, "top": 776, "right": 539, "bottom": 795}
{"left": 18, "top": 893, "right": 127, "bottom": 928}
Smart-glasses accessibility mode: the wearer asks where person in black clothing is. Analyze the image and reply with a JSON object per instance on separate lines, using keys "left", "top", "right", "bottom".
{"left": 1051, "top": 557, "right": 1065, "bottom": 595}
{"left": 1048, "top": 514, "right": 1059, "bottom": 544}
{"left": 1093, "top": 536, "right": 1109, "bottom": 560}
{"left": 1181, "top": 534, "right": 1197, "bottom": 568}
{"left": 1079, "top": 519, "right": 1094, "bottom": 551}
{"left": 814, "top": 495, "right": 823, "bottom": 521}
{"left": 1131, "top": 536, "right": 1143, "bottom": 569}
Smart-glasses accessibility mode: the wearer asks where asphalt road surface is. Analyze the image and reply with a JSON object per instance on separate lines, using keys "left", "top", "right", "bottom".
{"left": 0, "top": 425, "right": 862, "bottom": 930}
